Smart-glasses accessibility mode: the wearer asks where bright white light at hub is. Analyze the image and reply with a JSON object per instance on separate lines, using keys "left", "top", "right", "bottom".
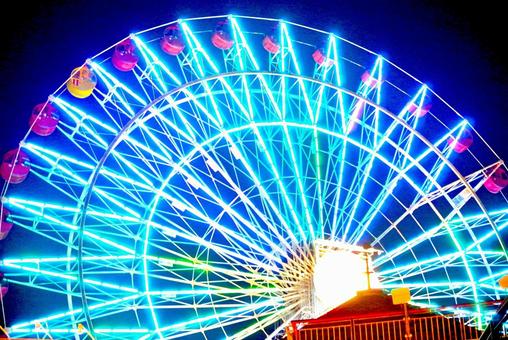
{"left": 313, "top": 249, "right": 379, "bottom": 315}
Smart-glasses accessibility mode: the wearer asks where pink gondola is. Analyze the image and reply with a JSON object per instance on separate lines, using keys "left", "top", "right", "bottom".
{"left": 161, "top": 25, "right": 185, "bottom": 56}
{"left": 1, "top": 149, "right": 30, "bottom": 184}
{"left": 408, "top": 102, "right": 432, "bottom": 117}
{"left": 211, "top": 20, "right": 234, "bottom": 50}
{"left": 447, "top": 129, "right": 473, "bottom": 153}
{"left": 484, "top": 168, "right": 508, "bottom": 194}
{"left": 112, "top": 38, "right": 139, "bottom": 72}
{"left": 263, "top": 35, "right": 279, "bottom": 54}
{"left": 0, "top": 207, "right": 13, "bottom": 240}
{"left": 0, "top": 285, "right": 7, "bottom": 298}
{"left": 361, "top": 70, "right": 379, "bottom": 89}
{"left": 312, "top": 48, "right": 333, "bottom": 67}
{"left": 29, "top": 102, "right": 59, "bottom": 136}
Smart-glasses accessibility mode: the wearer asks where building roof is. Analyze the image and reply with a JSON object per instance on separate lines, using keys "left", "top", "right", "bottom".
{"left": 293, "top": 288, "right": 433, "bottom": 328}
{"left": 320, "top": 288, "right": 426, "bottom": 320}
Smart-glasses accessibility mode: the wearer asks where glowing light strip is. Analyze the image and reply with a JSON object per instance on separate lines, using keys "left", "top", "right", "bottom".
{"left": 341, "top": 56, "right": 383, "bottom": 241}
{"left": 90, "top": 61, "right": 148, "bottom": 107}
{"left": 397, "top": 85, "right": 427, "bottom": 169}
{"left": 11, "top": 294, "right": 141, "bottom": 329}
{"left": 230, "top": 17, "right": 260, "bottom": 71}
{"left": 2, "top": 263, "right": 137, "bottom": 293}
{"left": 52, "top": 96, "right": 119, "bottom": 133}
{"left": 6, "top": 200, "right": 135, "bottom": 255}
{"left": 279, "top": 25, "right": 318, "bottom": 239}
{"left": 350, "top": 99, "right": 466, "bottom": 244}
{"left": 329, "top": 35, "right": 348, "bottom": 238}
{"left": 52, "top": 98, "right": 157, "bottom": 191}
{"left": 345, "top": 56, "right": 382, "bottom": 134}
{"left": 310, "top": 35, "right": 338, "bottom": 237}
{"left": 175, "top": 41, "right": 306, "bottom": 245}
{"left": 125, "top": 97, "right": 289, "bottom": 263}
{"left": 159, "top": 189, "right": 283, "bottom": 266}
{"left": 420, "top": 123, "right": 466, "bottom": 196}
{"left": 9, "top": 328, "right": 149, "bottom": 334}
{"left": 138, "top": 107, "right": 295, "bottom": 255}
{"left": 139, "top": 297, "right": 282, "bottom": 338}
{"left": 180, "top": 21, "right": 219, "bottom": 75}
{"left": 132, "top": 35, "right": 182, "bottom": 86}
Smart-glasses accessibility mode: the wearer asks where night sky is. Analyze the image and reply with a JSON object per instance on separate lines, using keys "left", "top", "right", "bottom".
{"left": 0, "top": 0, "right": 507, "bottom": 327}
{"left": 0, "top": 0, "right": 507, "bottom": 160}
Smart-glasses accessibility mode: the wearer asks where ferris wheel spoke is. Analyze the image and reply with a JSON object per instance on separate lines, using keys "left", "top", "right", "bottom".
{"left": 140, "top": 124, "right": 293, "bottom": 258}
{"left": 195, "top": 145, "right": 296, "bottom": 254}
{"left": 91, "top": 61, "right": 151, "bottom": 115}
{"left": 183, "top": 72, "right": 308, "bottom": 244}
{"left": 9, "top": 293, "right": 144, "bottom": 338}
{"left": 139, "top": 297, "right": 282, "bottom": 340}
{"left": 152, "top": 183, "right": 286, "bottom": 266}
{"left": 176, "top": 164, "right": 290, "bottom": 258}
{"left": 1, "top": 260, "right": 137, "bottom": 294}
{"left": 340, "top": 57, "right": 383, "bottom": 241}
{"left": 310, "top": 35, "right": 344, "bottom": 238}
{"left": 379, "top": 250, "right": 508, "bottom": 284}
{"left": 147, "top": 211, "right": 281, "bottom": 272}
{"left": 315, "top": 48, "right": 348, "bottom": 239}
{"left": 330, "top": 58, "right": 380, "bottom": 239}
{"left": 228, "top": 304, "right": 299, "bottom": 340}
{"left": 52, "top": 95, "right": 121, "bottom": 147}
{"left": 373, "top": 163, "right": 504, "bottom": 265}
{"left": 2, "top": 197, "right": 137, "bottom": 257}
{"left": 223, "top": 78, "right": 310, "bottom": 243}
{"left": 345, "top": 56, "right": 382, "bottom": 135}
{"left": 351, "top": 119, "right": 469, "bottom": 244}
{"left": 131, "top": 35, "right": 182, "bottom": 92}
{"left": 229, "top": 17, "right": 261, "bottom": 72}
{"left": 180, "top": 21, "right": 220, "bottom": 79}
{"left": 144, "top": 252, "right": 279, "bottom": 286}
{"left": 333, "top": 126, "right": 482, "bottom": 308}
{"left": 392, "top": 86, "right": 429, "bottom": 169}
{"left": 242, "top": 75, "right": 318, "bottom": 245}
{"left": 127, "top": 109, "right": 297, "bottom": 255}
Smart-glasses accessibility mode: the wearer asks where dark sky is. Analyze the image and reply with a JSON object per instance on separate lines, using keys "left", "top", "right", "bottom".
{"left": 0, "top": 0, "right": 507, "bottom": 328}
{"left": 0, "top": 1, "right": 507, "bottom": 160}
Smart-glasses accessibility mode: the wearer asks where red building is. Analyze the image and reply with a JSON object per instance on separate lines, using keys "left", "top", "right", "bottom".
{"left": 287, "top": 289, "right": 481, "bottom": 340}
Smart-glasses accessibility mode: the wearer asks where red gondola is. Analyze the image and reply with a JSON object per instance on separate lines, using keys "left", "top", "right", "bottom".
{"left": 484, "top": 168, "right": 508, "bottom": 194}
{"left": 161, "top": 25, "right": 185, "bottom": 56}
{"left": 0, "top": 285, "right": 7, "bottom": 298}
{"left": 29, "top": 102, "right": 59, "bottom": 136}
{"left": 1, "top": 149, "right": 30, "bottom": 184}
{"left": 112, "top": 38, "right": 139, "bottom": 72}
{"left": 408, "top": 102, "right": 432, "bottom": 117}
{"left": 0, "top": 207, "right": 13, "bottom": 240}
{"left": 312, "top": 48, "right": 333, "bottom": 67}
{"left": 361, "top": 70, "right": 379, "bottom": 89}
{"left": 447, "top": 128, "right": 473, "bottom": 153}
{"left": 211, "top": 20, "right": 234, "bottom": 50}
{"left": 263, "top": 35, "right": 279, "bottom": 54}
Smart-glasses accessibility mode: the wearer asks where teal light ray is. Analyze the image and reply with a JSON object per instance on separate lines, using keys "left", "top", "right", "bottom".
{"left": 6, "top": 199, "right": 135, "bottom": 255}
{"left": 349, "top": 86, "right": 456, "bottom": 244}
{"left": 10, "top": 294, "right": 142, "bottom": 330}
{"left": 230, "top": 17, "right": 261, "bottom": 71}
{"left": 1, "top": 262, "right": 138, "bottom": 293}
{"left": 132, "top": 35, "right": 182, "bottom": 88}
{"left": 138, "top": 297, "right": 282, "bottom": 339}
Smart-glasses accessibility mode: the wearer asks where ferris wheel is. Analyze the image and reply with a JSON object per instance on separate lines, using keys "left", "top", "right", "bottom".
{"left": 1, "top": 14, "right": 507, "bottom": 339}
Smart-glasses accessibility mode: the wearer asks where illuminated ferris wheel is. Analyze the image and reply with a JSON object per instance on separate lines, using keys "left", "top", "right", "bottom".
{"left": 1, "top": 15, "right": 507, "bottom": 339}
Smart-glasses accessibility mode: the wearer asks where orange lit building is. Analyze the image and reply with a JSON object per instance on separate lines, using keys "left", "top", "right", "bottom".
{"left": 287, "top": 289, "right": 482, "bottom": 340}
